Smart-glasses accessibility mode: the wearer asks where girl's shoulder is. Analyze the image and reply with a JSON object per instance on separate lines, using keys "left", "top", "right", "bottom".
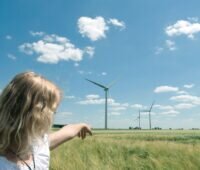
{"left": 0, "top": 134, "right": 50, "bottom": 170}
{"left": 32, "top": 134, "right": 50, "bottom": 170}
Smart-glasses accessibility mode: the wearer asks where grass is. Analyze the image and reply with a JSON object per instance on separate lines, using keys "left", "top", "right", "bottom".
{"left": 50, "top": 130, "right": 200, "bottom": 170}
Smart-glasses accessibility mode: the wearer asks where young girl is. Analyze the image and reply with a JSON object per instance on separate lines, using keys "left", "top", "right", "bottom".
{"left": 0, "top": 71, "right": 92, "bottom": 170}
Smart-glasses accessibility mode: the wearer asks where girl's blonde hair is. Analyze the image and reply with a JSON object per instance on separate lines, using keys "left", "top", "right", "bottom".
{"left": 0, "top": 71, "right": 61, "bottom": 156}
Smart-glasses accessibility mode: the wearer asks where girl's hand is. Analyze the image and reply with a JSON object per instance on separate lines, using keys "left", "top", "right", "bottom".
{"left": 77, "top": 124, "right": 92, "bottom": 139}
{"left": 62, "top": 123, "right": 92, "bottom": 140}
{"left": 49, "top": 123, "right": 92, "bottom": 150}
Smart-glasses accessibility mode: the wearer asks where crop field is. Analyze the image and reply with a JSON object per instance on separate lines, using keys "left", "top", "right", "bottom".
{"left": 50, "top": 130, "right": 200, "bottom": 170}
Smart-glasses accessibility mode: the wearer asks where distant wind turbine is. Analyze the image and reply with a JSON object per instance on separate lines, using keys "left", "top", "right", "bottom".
{"left": 85, "top": 78, "right": 116, "bottom": 129}
{"left": 141, "top": 101, "right": 155, "bottom": 130}
{"left": 138, "top": 109, "right": 141, "bottom": 129}
{"left": 134, "top": 109, "right": 141, "bottom": 129}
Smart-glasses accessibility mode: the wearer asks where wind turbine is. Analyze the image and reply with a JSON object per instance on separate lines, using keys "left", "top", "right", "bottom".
{"left": 141, "top": 101, "right": 155, "bottom": 130}
{"left": 85, "top": 78, "right": 115, "bottom": 130}
{"left": 138, "top": 109, "right": 141, "bottom": 129}
{"left": 134, "top": 109, "right": 141, "bottom": 129}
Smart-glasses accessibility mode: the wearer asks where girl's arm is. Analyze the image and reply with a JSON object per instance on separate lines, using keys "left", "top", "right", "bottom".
{"left": 48, "top": 123, "right": 92, "bottom": 150}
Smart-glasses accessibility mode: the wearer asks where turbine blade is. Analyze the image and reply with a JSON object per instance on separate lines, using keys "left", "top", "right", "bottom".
{"left": 149, "top": 101, "right": 155, "bottom": 112}
{"left": 85, "top": 78, "right": 107, "bottom": 89}
{"left": 107, "top": 77, "right": 120, "bottom": 88}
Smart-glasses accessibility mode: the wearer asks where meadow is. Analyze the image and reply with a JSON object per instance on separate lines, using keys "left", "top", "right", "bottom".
{"left": 50, "top": 130, "right": 200, "bottom": 170}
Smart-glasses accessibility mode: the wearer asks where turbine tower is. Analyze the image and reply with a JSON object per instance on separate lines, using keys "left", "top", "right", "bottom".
{"left": 134, "top": 109, "right": 141, "bottom": 129}
{"left": 141, "top": 101, "right": 155, "bottom": 130}
{"left": 138, "top": 109, "right": 141, "bottom": 129}
{"left": 148, "top": 102, "right": 155, "bottom": 130}
{"left": 85, "top": 78, "right": 114, "bottom": 130}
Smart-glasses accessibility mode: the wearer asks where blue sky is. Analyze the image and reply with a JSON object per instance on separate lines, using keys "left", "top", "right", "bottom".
{"left": 1, "top": 0, "right": 200, "bottom": 129}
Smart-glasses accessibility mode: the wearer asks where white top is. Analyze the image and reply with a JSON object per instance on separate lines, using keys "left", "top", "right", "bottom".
{"left": 0, "top": 135, "right": 50, "bottom": 170}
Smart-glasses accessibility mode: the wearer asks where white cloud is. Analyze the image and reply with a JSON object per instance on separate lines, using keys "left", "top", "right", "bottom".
{"left": 107, "top": 18, "right": 126, "bottom": 30}
{"left": 184, "top": 84, "right": 194, "bottom": 89}
{"left": 150, "top": 112, "right": 156, "bottom": 116}
{"left": 5, "top": 35, "right": 12, "bottom": 40}
{"left": 187, "top": 17, "right": 198, "bottom": 22}
{"left": 166, "top": 40, "right": 176, "bottom": 51}
{"left": 78, "top": 70, "right": 92, "bottom": 75}
{"left": 78, "top": 99, "right": 104, "bottom": 105}
{"left": 78, "top": 95, "right": 129, "bottom": 111}
{"left": 154, "top": 104, "right": 174, "bottom": 110}
{"left": 154, "top": 86, "right": 179, "bottom": 93}
{"left": 170, "top": 94, "right": 200, "bottom": 105}
{"left": 19, "top": 34, "right": 94, "bottom": 64}
{"left": 140, "top": 112, "right": 149, "bottom": 115}
{"left": 78, "top": 16, "right": 109, "bottom": 41}
{"left": 54, "top": 111, "right": 73, "bottom": 124}
{"left": 86, "top": 94, "right": 100, "bottom": 100}
{"left": 64, "top": 95, "right": 75, "bottom": 99}
{"left": 78, "top": 97, "right": 104, "bottom": 105}
{"left": 78, "top": 70, "right": 84, "bottom": 75}
{"left": 58, "top": 112, "right": 73, "bottom": 116}
{"left": 109, "top": 99, "right": 125, "bottom": 107}
{"left": 7, "top": 54, "right": 16, "bottom": 60}
{"left": 110, "top": 106, "right": 126, "bottom": 111}
{"left": 109, "top": 102, "right": 121, "bottom": 107}
{"left": 155, "top": 40, "right": 176, "bottom": 54}
{"left": 154, "top": 103, "right": 193, "bottom": 114}
{"left": 77, "top": 16, "right": 125, "bottom": 41}
{"left": 78, "top": 94, "right": 105, "bottom": 105}
{"left": 155, "top": 47, "right": 164, "bottom": 55}
{"left": 121, "top": 103, "right": 129, "bottom": 107}
{"left": 165, "top": 20, "right": 200, "bottom": 39}
{"left": 74, "top": 63, "right": 79, "bottom": 67}
{"left": 84, "top": 46, "right": 95, "bottom": 57}
{"left": 174, "top": 103, "right": 195, "bottom": 110}
{"left": 130, "top": 104, "right": 143, "bottom": 109}
{"left": 30, "top": 31, "right": 45, "bottom": 37}
{"left": 177, "top": 90, "right": 188, "bottom": 95}
{"left": 140, "top": 112, "right": 156, "bottom": 116}
{"left": 101, "top": 72, "right": 107, "bottom": 76}
{"left": 55, "top": 112, "right": 73, "bottom": 121}
{"left": 160, "top": 110, "right": 180, "bottom": 115}
{"left": 110, "top": 112, "right": 121, "bottom": 116}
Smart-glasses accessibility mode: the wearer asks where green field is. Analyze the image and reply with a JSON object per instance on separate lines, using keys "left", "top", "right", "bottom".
{"left": 50, "top": 130, "right": 200, "bottom": 170}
